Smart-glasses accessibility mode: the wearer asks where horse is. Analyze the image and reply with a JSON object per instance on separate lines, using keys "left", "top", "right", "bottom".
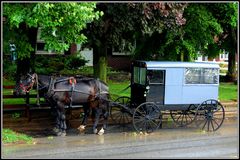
{"left": 18, "top": 73, "right": 110, "bottom": 136}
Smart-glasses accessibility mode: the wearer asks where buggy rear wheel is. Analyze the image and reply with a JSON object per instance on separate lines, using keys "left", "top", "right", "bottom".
{"left": 110, "top": 96, "right": 132, "bottom": 125}
{"left": 133, "top": 102, "right": 162, "bottom": 133}
{"left": 195, "top": 99, "right": 225, "bottom": 132}
{"left": 170, "top": 104, "right": 196, "bottom": 127}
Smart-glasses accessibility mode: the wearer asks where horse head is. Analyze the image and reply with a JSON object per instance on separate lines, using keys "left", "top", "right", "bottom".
{"left": 18, "top": 73, "right": 38, "bottom": 93}
{"left": 17, "top": 73, "right": 40, "bottom": 105}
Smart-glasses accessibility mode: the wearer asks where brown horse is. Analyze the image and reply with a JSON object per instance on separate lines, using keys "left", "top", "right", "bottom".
{"left": 18, "top": 73, "right": 110, "bottom": 136}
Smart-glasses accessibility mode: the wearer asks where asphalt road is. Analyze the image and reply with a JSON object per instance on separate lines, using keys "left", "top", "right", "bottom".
{"left": 2, "top": 117, "right": 239, "bottom": 159}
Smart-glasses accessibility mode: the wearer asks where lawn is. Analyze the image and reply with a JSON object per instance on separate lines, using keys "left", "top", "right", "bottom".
{"left": 2, "top": 128, "right": 34, "bottom": 144}
{"left": 219, "top": 82, "right": 238, "bottom": 102}
{"left": 2, "top": 79, "right": 237, "bottom": 103}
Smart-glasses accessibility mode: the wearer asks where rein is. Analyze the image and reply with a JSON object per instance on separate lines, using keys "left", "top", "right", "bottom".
{"left": 30, "top": 73, "right": 40, "bottom": 105}
{"left": 19, "top": 83, "right": 34, "bottom": 93}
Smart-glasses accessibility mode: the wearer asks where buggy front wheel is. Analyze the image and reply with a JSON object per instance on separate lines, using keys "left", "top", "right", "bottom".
{"left": 133, "top": 102, "right": 162, "bottom": 133}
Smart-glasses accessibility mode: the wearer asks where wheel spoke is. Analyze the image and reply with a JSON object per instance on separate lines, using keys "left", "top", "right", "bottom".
{"left": 111, "top": 97, "right": 131, "bottom": 124}
{"left": 195, "top": 99, "right": 224, "bottom": 132}
{"left": 133, "top": 102, "right": 162, "bottom": 133}
{"left": 212, "top": 118, "right": 220, "bottom": 128}
{"left": 187, "top": 114, "right": 193, "bottom": 121}
{"left": 207, "top": 120, "right": 210, "bottom": 131}
{"left": 210, "top": 120, "right": 215, "bottom": 131}
{"left": 181, "top": 114, "right": 184, "bottom": 125}
{"left": 202, "top": 119, "right": 208, "bottom": 130}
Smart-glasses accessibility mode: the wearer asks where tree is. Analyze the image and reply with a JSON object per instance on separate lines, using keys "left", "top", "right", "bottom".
{"left": 132, "top": 3, "right": 237, "bottom": 66}
{"left": 3, "top": 2, "right": 103, "bottom": 83}
{"left": 150, "top": 3, "right": 223, "bottom": 62}
{"left": 83, "top": 3, "right": 187, "bottom": 82}
{"left": 206, "top": 3, "right": 238, "bottom": 82}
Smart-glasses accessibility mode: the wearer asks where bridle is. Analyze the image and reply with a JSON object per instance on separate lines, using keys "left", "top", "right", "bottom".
{"left": 19, "top": 73, "right": 36, "bottom": 93}
{"left": 19, "top": 73, "right": 40, "bottom": 105}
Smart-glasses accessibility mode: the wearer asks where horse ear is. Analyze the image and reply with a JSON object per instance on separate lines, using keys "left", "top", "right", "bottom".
{"left": 29, "top": 68, "right": 33, "bottom": 74}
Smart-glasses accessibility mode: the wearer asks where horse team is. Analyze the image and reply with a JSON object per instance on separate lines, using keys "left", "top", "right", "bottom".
{"left": 18, "top": 73, "right": 110, "bottom": 136}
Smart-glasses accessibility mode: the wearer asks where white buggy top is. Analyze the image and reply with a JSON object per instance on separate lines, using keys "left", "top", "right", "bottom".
{"left": 143, "top": 61, "right": 220, "bottom": 105}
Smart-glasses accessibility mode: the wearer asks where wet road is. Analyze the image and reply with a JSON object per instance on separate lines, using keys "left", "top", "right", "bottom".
{"left": 2, "top": 118, "right": 239, "bottom": 159}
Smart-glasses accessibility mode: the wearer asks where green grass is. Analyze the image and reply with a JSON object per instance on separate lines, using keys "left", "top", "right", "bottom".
{"left": 219, "top": 82, "right": 238, "bottom": 102}
{"left": 108, "top": 80, "right": 131, "bottom": 100}
{"left": 3, "top": 77, "right": 15, "bottom": 86}
{"left": 3, "top": 79, "right": 238, "bottom": 103}
{"left": 2, "top": 128, "right": 34, "bottom": 144}
{"left": 3, "top": 98, "right": 44, "bottom": 105}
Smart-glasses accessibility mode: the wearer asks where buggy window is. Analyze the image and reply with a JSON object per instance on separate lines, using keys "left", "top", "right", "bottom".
{"left": 185, "top": 68, "right": 219, "bottom": 84}
{"left": 147, "top": 70, "right": 164, "bottom": 84}
{"left": 133, "top": 67, "right": 146, "bottom": 85}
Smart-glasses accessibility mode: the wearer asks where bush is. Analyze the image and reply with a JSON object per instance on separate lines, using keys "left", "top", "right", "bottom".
{"left": 65, "top": 53, "right": 88, "bottom": 70}
{"left": 3, "top": 55, "right": 17, "bottom": 81}
{"left": 35, "top": 53, "right": 88, "bottom": 75}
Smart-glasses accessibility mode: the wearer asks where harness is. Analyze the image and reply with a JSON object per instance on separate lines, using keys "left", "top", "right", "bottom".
{"left": 19, "top": 83, "right": 34, "bottom": 93}
{"left": 24, "top": 74, "right": 109, "bottom": 108}
{"left": 68, "top": 77, "right": 76, "bottom": 108}
{"left": 47, "top": 76, "right": 77, "bottom": 108}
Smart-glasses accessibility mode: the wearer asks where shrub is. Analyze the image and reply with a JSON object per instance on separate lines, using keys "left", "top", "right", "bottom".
{"left": 35, "top": 53, "right": 88, "bottom": 75}
{"left": 65, "top": 53, "right": 88, "bottom": 70}
{"left": 3, "top": 55, "right": 17, "bottom": 81}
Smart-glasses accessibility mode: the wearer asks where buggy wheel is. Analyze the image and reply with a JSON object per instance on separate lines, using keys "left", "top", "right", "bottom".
{"left": 110, "top": 96, "right": 132, "bottom": 125}
{"left": 170, "top": 104, "right": 196, "bottom": 127}
{"left": 195, "top": 99, "right": 225, "bottom": 132}
{"left": 133, "top": 102, "right": 162, "bottom": 133}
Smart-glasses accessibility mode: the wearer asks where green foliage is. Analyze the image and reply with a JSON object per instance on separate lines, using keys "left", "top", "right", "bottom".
{"left": 207, "top": 3, "right": 238, "bottom": 81}
{"left": 3, "top": 2, "right": 103, "bottom": 58}
{"left": 35, "top": 55, "right": 64, "bottom": 74}
{"left": 3, "top": 56, "right": 17, "bottom": 81}
{"left": 65, "top": 53, "right": 88, "bottom": 69}
{"left": 35, "top": 54, "right": 87, "bottom": 75}
{"left": 3, "top": 128, "right": 34, "bottom": 144}
{"left": 11, "top": 112, "right": 21, "bottom": 119}
{"left": 161, "top": 4, "right": 223, "bottom": 61}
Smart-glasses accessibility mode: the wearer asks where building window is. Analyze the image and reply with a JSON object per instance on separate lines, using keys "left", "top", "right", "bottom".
{"left": 36, "top": 28, "right": 63, "bottom": 55}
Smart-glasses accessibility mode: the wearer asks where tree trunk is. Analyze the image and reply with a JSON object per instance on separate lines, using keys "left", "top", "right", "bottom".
{"left": 226, "top": 28, "right": 237, "bottom": 82}
{"left": 226, "top": 48, "right": 236, "bottom": 82}
{"left": 15, "top": 25, "right": 38, "bottom": 85}
{"left": 180, "top": 52, "right": 184, "bottom": 61}
{"left": 93, "top": 43, "right": 108, "bottom": 83}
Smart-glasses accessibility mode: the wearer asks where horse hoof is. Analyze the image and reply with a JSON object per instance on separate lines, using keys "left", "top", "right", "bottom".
{"left": 61, "top": 131, "right": 67, "bottom": 137}
{"left": 98, "top": 128, "right": 104, "bottom": 135}
{"left": 56, "top": 131, "right": 62, "bottom": 136}
{"left": 53, "top": 127, "right": 60, "bottom": 133}
{"left": 77, "top": 125, "right": 86, "bottom": 133}
{"left": 93, "top": 128, "right": 98, "bottom": 134}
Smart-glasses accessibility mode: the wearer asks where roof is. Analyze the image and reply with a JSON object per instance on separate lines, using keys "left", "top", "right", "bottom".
{"left": 136, "top": 61, "right": 220, "bottom": 69}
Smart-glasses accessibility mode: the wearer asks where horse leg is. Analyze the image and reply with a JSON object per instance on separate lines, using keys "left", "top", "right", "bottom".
{"left": 98, "top": 103, "right": 109, "bottom": 135}
{"left": 56, "top": 101, "right": 67, "bottom": 136}
{"left": 53, "top": 108, "right": 61, "bottom": 134}
{"left": 92, "top": 108, "right": 100, "bottom": 134}
{"left": 102, "top": 109, "right": 109, "bottom": 130}
{"left": 78, "top": 104, "right": 90, "bottom": 133}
